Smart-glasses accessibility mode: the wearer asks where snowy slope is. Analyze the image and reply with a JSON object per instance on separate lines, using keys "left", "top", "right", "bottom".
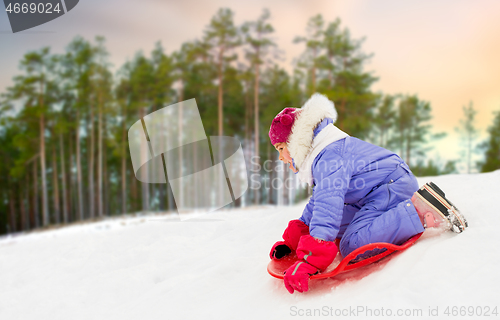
{"left": 1, "top": 171, "right": 499, "bottom": 320}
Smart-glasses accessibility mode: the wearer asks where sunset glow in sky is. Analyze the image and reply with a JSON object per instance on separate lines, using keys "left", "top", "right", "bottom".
{"left": 1, "top": 0, "right": 499, "bottom": 171}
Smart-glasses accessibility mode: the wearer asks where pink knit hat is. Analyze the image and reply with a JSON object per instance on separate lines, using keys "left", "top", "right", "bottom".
{"left": 268, "top": 107, "right": 300, "bottom": 146}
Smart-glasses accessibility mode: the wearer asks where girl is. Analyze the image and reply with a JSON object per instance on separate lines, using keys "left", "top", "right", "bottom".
{"left": 268, "top": 93, "right": 468, "bottom": 294}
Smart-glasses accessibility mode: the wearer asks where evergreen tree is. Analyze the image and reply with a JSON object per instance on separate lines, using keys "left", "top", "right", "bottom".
{"left": 399, "top": 95, "right": 431, "bottom": 166}
{"left": 0, "top": 102, "right": 21, "bottom": 232}
{"left": 115, "top": 65, "right": 131, "bottom": 214}
{"left": 181, "top": 40, "right": 218, "bottom": 136}
{"left": 61, "top": 37, "right": 94, "bottom": 221}
{"left": 203, "top": 8, "right": 240, "bottom": 137}
{"left": 129, "top": 52, "right": 155, "bottom": 212}
{"left": 6, "top": 47, "right": 57, "bottom": 226}
{"left": 295, "top": 16, "right": 378, "bottom": 138}
{"left": 93, "top": 36, "right": 113, "bottom": 217}
{"left": 294, "top": 14, "right": 324, "bottom": 95}
{"left": 320, "top": 20, "right": 378, "bottom": 137}
{"left": 455, "top": 102, "right": 479, "bottom": 173}
{"left": 373, "top": 95, "right": 396, "bottom": 148}
{"left": 390, "top": 95, "right": 445, "bottom": 167}
{"left": 479, "top": 110, "right": 500, "bottom": 172}
{"left": 242, "top": 8, "right": 277, "bottom": 204}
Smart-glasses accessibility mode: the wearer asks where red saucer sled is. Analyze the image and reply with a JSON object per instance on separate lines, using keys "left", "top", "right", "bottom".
{"left": 267, "top": 232, "right": 423, "bottom": 280}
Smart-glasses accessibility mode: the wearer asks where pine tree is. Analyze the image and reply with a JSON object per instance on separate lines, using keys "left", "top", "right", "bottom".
{"left": 294, "top": 16, "right": 378, "bottom": 138}
{"left": 7, "top": 47, "right": 56, "bottom": 226}
{"left": 390, "top": 95, "right": 444, "bottom": 167}
{"left": 129, "top": 52, "right": 155, "bottom": 212}
{"left": 93, "top": 36, "right": 113, "bottom": 217}
{"left": 203, "top": 8, "right": 240, "bottom": 137}
{"left": 62, "top": 37, "right": 95, "bottom": 221}
{"left": 455, "top": 102, "right": 479, "bottom": 173}
{"left": 373, "top": 95, "right": 395, "bottom": 148}
{"left": 320, "top": 20, "right": 377, "bottom": 137}
{"left": 480, "top": 110, "right": 500, "bottom": 172}
{"left": 242, "top": 8, "right": 277, "bottom": 204}
{"left": 294, "top": 14, "right": 324, "bottom": 95}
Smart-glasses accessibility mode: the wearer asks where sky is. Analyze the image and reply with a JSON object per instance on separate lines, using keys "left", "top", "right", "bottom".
{"left": 1, "top": 0, "right": 499, "bottom": 172}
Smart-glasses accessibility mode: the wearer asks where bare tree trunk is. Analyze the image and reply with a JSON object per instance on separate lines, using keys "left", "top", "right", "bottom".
{"left": 244, "top": 80, "right": 250, "bottom": 156}
{"left": 104, "top": 136, "right": 109, "bottom": 216}
{"left": 25, "top": 176, "right": 30, "bottom": 229}
{"left": 254, "top": 60, "right": 260, "bottom": 205}
{"left": 20, "top": 187, "right": 27, "bottom": 230}
{"left": 131, "top": 168, "right": 138, "bottom": 213}
{"left": 59, "top": 133, "right": 69, "bottom": 223}
{"left": 244, "top": 80, "right": 252, "bottom": 206}
{"left": 76, "top": 110, "right": 84, "bottom": 220}
{"left": 28, "top": 172, "right": 35, "bottom": 228}
{"left": 266, "top": 141, "right": 271, "bottom": 204}
{"left": 121, "top": 113, "right": 127, "bottom": 214}
{"left": 52, "top": 145, "right": 60, "bottom": 224}
{"left": 68, "top": 131, "right": 74, "bottom": 222}
{"left": 8, "top": 178, "right": 16, "bottom": 233}
{"left": 40, "top": 112, "right": 49, "bottom": 226}
{"left": 217, "top": 49, "right": 225, "bottom": 207}
{"left": 217, "top": 48, "right": 224, "bottom": 137}
{"left": 33, "top": 161, "right": 39, "bottom": 228}
{"left": 88, "top": 102, "right": 95, "bottom": 219}
{"left": 98, "top": 94, "right": 104, "bottom": 217}
{"left": 103, "top": 116, "right": 110, "bottom": 215}
{"left": 139, "top": 107, "right": 149, "bottom": 213}
{"left": 178, "top": 97, "right": 184, "bottom": 208}
{"left": 193, "top": 140, "right": 198, "bottom": 209}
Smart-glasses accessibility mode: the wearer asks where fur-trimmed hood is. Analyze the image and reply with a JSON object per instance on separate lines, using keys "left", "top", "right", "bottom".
{"left": 287, "top": 93, "right": 338, "bottom": 169}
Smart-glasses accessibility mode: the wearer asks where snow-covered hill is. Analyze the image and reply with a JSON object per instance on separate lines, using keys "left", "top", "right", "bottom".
{"left": 1, "top": 171, "right": 499, "bottom": 320}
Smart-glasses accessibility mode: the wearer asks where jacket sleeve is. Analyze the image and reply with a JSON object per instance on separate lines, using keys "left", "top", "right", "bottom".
{"left": 299, "top": 195, "right": 314, "bottom": 226}
{"left": 308, "top": 151, "right": 352, "bottom": 242}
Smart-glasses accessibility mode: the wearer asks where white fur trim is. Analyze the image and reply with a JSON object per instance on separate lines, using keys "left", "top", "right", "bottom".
{"left": 288, "top": 93, "right": 338, "bottom": 169}
{"left": 297, "top": 124, "right": 349, "bottom": 185}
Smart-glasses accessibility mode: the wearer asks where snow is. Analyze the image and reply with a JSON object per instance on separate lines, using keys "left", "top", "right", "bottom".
{"left": 1, "top": 171, "right": 499, "bottom": 320}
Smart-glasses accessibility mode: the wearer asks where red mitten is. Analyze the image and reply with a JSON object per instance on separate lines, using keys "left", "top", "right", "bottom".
{"left": 282, "top": 219, "right": 310, "bottom": 250}
{"left": 296, "top": 235, "right": 338, "bottom": 271}
{"left": 270, "top": 220, "right": 310, "bottom": 260}
{"left": 283, "top": 261, "right": 318, "bottom": 294}
{"left": 283, "top": 235, "right": 338, "bottom": 294}
{"left": 269, "top": 241, "right": 291, "bottom": 260}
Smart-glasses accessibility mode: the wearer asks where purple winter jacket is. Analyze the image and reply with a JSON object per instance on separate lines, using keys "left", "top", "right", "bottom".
{"left": 298, "top": 118, "right": 413, "bottom": 242}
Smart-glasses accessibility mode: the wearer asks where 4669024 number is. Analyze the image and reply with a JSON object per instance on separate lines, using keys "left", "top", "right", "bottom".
{"left": 5, "top": 2, "right": 62, "bottom": 14}
{"left": 444, "top": 306, "right": 498, "bottom": 317}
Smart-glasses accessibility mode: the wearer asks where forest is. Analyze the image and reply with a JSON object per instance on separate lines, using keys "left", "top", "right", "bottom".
{"left": 1, "top": 8, "right": 499, "bottom": 235}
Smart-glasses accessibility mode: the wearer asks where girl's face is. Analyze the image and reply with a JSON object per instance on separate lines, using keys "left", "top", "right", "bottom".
{"left": 275, "top": 143, "right": 298, "bottom": 173}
